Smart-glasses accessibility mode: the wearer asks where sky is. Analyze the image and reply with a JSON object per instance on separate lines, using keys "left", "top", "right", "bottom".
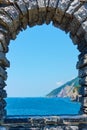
{"left": 6, "top": 23, "right": 79, "bottom": 97}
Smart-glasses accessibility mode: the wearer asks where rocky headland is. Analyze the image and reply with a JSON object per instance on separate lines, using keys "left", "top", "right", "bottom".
{"left": 47, "top": 77, "right": 80, "bottom": 101}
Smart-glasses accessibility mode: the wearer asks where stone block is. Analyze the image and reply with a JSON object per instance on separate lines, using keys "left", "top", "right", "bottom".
{"left": 0, "top": 52, "right": 10, "bottom": 67}
{"left": 66, "top": 0, "right": 81, "bottom": 15}
{"left": 79, "top": 53, "right": 87, "bottom": 60}
{"left": 8, "top": 0, "right": 14, "bottom": 3}
{"left": 74, "top": 20, "right": 87, "bottom": 48}
{"left": 70, "top": 33, "right": 80, "bottom": 45}
{"left": 0, "top": 43, "right": 4, "bottom": 52}
{"left": 74, "top": 3, "right": 87, "bottom": 23}
{"left": 0, "top": 9, "right": 16, "bottom": 39}
{"left": 76, "top": 22, "right": 85, "bottom": 39}
{"left": 0, "top": 84, "right": 6, "bottom": 89}
{"left": 0, "top": 32, "right": 8, "bottom": 53}
{"left": 3, "top": 6, "right": 20, "bottom": 31}
{"left": 0, "top": 89, "right": 7, "bottom": 98}
{"left": 79, "top": 77, "right": 87, "bottom": 85}
{"left": 37, "top": 0, "right": 46, "bottom": 25}
{"left": 0, "top": 77, "right": 6, "bottom": 88}
{"left": 77, "top": 40, "right": 87, "bottom": 52}
{"left": 0, "top": 66, "right": 7, "bottom": 80}
{"left": 15, "top": 0, "right": 28, "bottom": 29}
{"left": 82, "top": 97, "right": 87, "bottom": 107}
{"left": 0, "top": 26, "right": 8, "bottom": 35}
{"left": 45, "top": 0, "right": 49, "bottom": 7}
{"left": 69, "top": 17, "right": 81, "bottom": 36}
{"left": 0, "top": 109, "right": 7, "bottom": 118}
{"left": 81, "top": 21, "right": 87, "bottom": 42}
{"left": 83, "top": 108, "right": 87, "bottom": 114}
{"left": 28, "top": 0, "right": 39, "bottom": 27}
{"left": 76, "top": 57, "right": 87, "bottom": 69}
{"left": 58, "top": 0, "right": 81, "bottom": 32}
{"left": 69, "top": 3, "right": 87, "bottom": 35}
{"left": 53, "top": 0, "right": 71, "bottom": 26}
{"left": 78, "top": 52, "right": 87, "bottom": 60}
{"left": 79, "top": 86, "right": 87, "bottom": 96}
{"left": 0, "top": 99, "right": 6, "bottom": 109}
{"left": 79, "top": 124, "right": 87, "bottom": 130}
{"left": 23, "top": 0, "right": 29, "bottom": 8}
{"left": 46, "top": 0, "right": 58, "bottom": 24}
{"left": 79, "top": 66, "right": 87, "bottom": 78}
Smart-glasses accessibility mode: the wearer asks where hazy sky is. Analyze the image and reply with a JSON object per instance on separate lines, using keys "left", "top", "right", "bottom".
{"left": 6, "top": 23, "right": 79, "bottom": 97}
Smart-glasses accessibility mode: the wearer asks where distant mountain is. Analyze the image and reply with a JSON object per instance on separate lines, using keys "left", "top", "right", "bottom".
{"left": 47, "top": 77, "right": 80, "bottom": 100}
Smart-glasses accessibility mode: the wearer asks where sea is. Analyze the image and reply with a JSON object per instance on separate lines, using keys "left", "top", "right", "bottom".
{"left": 6, "top": 97, "right": 81, "bottom": 116}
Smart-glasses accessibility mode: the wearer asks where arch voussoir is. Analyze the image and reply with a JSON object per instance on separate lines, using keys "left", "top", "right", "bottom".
{"left": 46, "top": 0, "right": 58, "bottom": 25}
{"left": 68, "top": 2, "right": 87, "bottom": 40}
{"left": 37, "top": 0, "right": 46, "bottom": 25}
{"left": 2, "top": 6, "right": 20, "bottom": 31}
{"left": 27, "top": 0, "right": 39, "bottom": 27}
{"left": 14, "top": 0, "right": 28, "bottom": 29}
{"left": 53, "top": 0, "right": 73, "bottom": 30}
{"left": 0, "top": 10, "right": 16, "bottom": 39}
{"left": 59, "top": 0, "right": 82, "bottom": 32}
{"left": 78, "top": 20, "right": 87, "bottom": 43}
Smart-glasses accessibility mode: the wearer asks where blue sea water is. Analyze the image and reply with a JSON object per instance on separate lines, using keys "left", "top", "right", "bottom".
{"left": 6, "top": 97, "right": 80, "bottom": 116}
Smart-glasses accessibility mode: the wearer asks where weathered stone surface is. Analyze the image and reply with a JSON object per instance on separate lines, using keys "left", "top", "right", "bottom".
{"left": 15, "top": 0, "right": 28, "bottom": 29}
{"left": 0, "top": 89, "right": 7, "bottom": 98}
{"left": 79, "top": 66, "right": 87, "bottom": 78}
{"left": 0, "top": 77, "right": 6, "bottom": 86}
{"left": 69, "top": 3, "right": 87, "bottom": 36}
{"left": 76, "top": 57, "right": 87, "bottom": 69}
{"left": 74, "top": 3, "right": 87, "bottom": 22}
{"left": 3, "top": 115, "right": 87, "bottom": 129}
{"left": 0, "top": 84, "right": 6, "bottom": 89}
{"left": 79, "top": 124, "right": 87, "bottom": 130}
{"left": 79, "top": 86, "right": 87, "bottom": 96}
{"left": 0, "top": 9, "right": 16, "bottom": 39}
{"left": 0, "top": 25, "right": 8, "bottom": 36}
{"left": 37, "top": 0, "right": 46, "bottom": 25}
{"left": 60, "top": 0, "right": 81, "bottom": 32}
{"left": 0, "top": 32, "right": 8, "bottom": 53}
{"left": 28, "top": 0, "right": 39, "bottom": 27}
{"left": 77, "top": 20, "right": 87, "bottom": 43}
{"left": 0, "top": 109, "right": 7, "bottom": 118}
{"left": 0, "top": 52, "right": 10, "bottom": 67}
{"left": 0, "top": 99, "right": 6, "bottom": 109}
{"left": 53, "top": 0, "right": 71, "bottom": 27}
{"left": 81, "top": 97, "right": 87, "bottom": 107}
{"left": 79, "top": 53, "right": 87, "bottom": 60}
{"left": 8, "top": 0, "right": 15, "bottom": 3}
{"left": 79, "top": 77, "right": 87, "bottom": 85}
{"left": 0, "top": 42, "right": 4, "bottom": 52}
{"left": 67, "top": 0, "right": 81, "bottom": 15}
{"left": 0, "top": 67, "right": 7, "bottom": 80}
{"left": 46, "top": 0, "right": 58, "bottom": 24}
{"left": 7, "top": 126, "right": 79, "bottom": 130}
{"left": 2, "top": 6, "right": 20, "bottom": 31}
{"left": 69, "top": 33, "right": 80, "bottom": 45}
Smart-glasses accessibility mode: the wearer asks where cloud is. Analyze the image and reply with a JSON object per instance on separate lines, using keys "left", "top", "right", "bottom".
{"left": 56, "top": 81, "right": 63, "bottom": 86}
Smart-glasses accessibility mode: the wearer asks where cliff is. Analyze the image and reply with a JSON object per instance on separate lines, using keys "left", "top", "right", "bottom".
{"left": 47, "top": 77, "right": 80, "bottom": 101}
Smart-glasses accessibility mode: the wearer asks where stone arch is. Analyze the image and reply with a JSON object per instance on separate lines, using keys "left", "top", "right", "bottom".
{"left": 0, "top": 0, "right": 87, "bottom": 120}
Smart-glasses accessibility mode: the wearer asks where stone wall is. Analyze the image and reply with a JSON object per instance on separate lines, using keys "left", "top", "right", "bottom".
{"left": 0, "top": 116, "right": 87, "bottom": 130}
{"left": 0, "top": 0, "right": 87, "bottom": 129}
